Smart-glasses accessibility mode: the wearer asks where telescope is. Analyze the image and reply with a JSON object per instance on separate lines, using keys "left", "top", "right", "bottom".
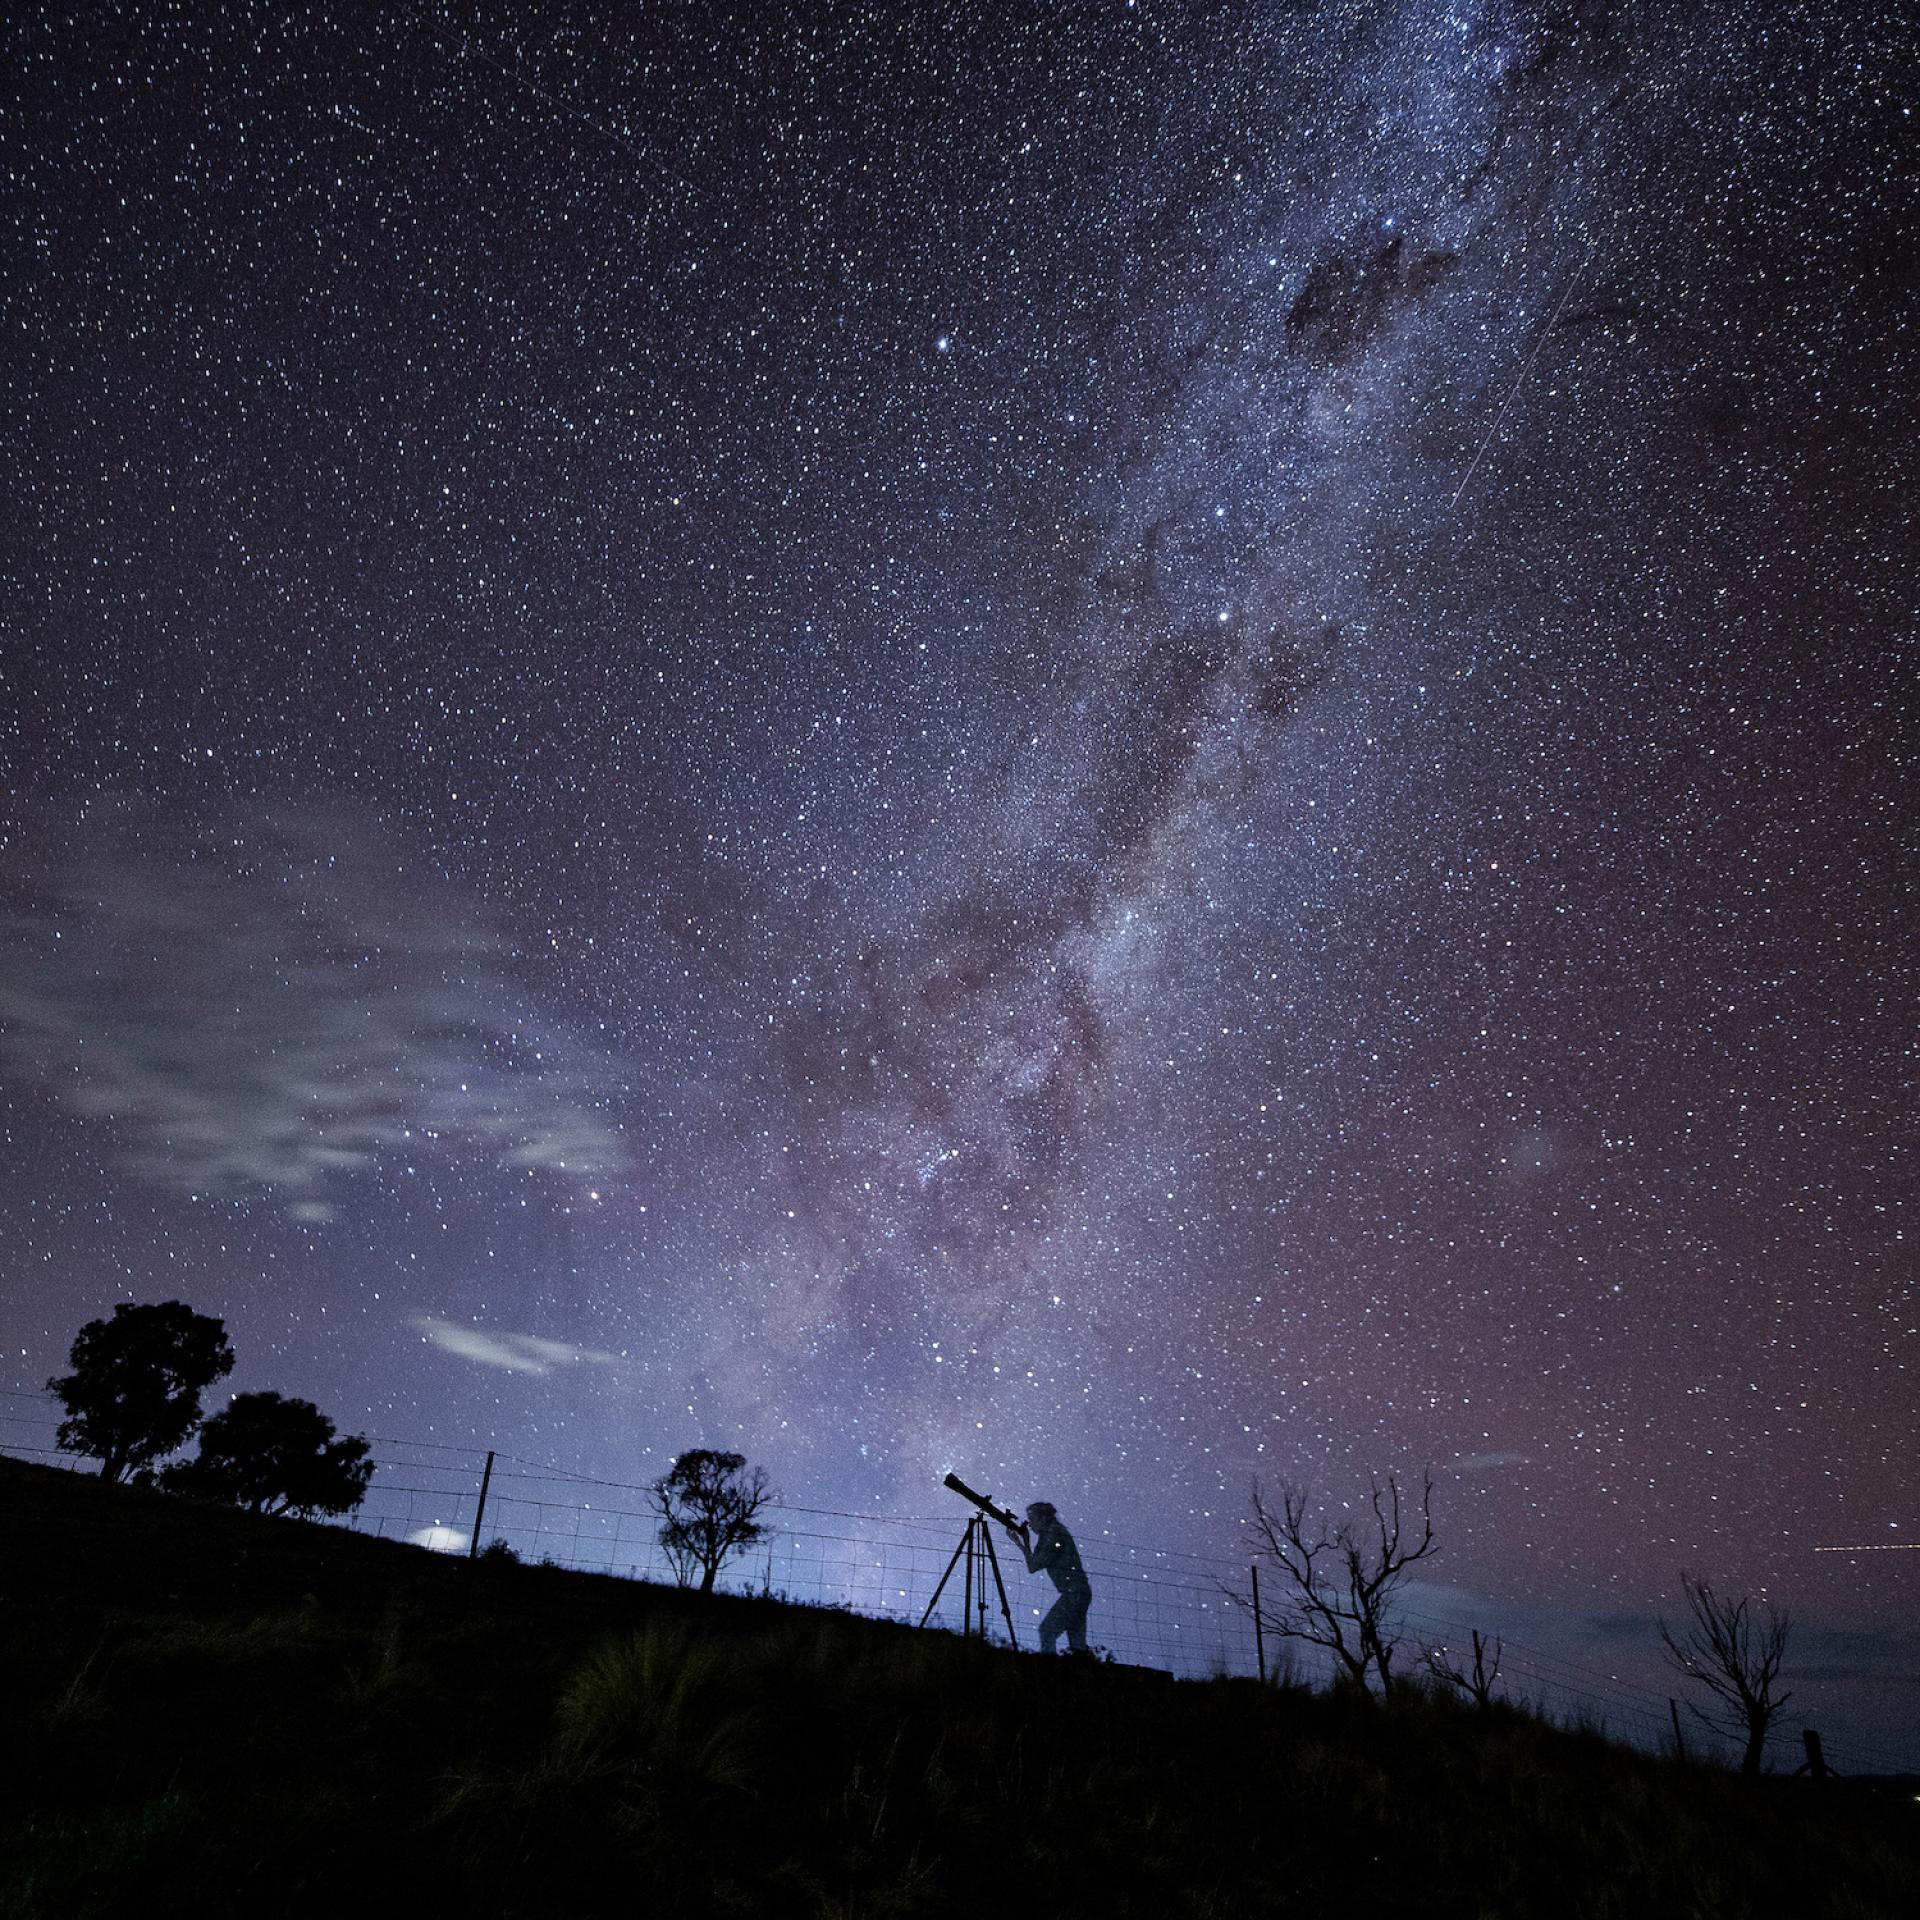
{"left": 922, "top": 1472, "right": 1025, "bottom": 1644}
{"left": 942, "top": 1471, "right": 1027, "bottom": 1539}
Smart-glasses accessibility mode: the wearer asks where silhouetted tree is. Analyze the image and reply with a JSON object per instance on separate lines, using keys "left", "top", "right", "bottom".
{"left": 1240, "top": 1471, "right": 1438, "bottom": 1695}
{"left": 161, "top": 1391, "right": 373, "bottom": 1518}
{"left": 47, "top": 1301, "right": 235, "bottom": 1482}
{"left": 1426, "top": 1627, "right": 1504, "bottom": 1706}
{"left": 1659, "top": 1572, "right": 1792, "bottom": 1776}
{"left": 647, "top": 1449, "right": 772, "bottom": 1594}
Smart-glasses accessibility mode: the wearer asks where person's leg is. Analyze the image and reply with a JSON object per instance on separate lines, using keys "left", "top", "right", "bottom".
{"left": 1038, "top": 1592, "right": 1069, "bottom": 1653}
{"left": 1065, "top": 1589, "right": 1092, "bottom": 1654}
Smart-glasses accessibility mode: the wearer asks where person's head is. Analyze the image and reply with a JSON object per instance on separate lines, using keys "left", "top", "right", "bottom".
{"left": 1026, "top": 1501, "right": 1056, "bottom": 1529}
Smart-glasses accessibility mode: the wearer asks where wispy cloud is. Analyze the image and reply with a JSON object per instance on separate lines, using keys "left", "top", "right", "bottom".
{"left": 0, "top": 801, "right": 623, "bottom": 1210}
{"left": 1441, "top": 1451, "right": 1532, "bottom": 1475}
{"left": 413, "top": 1314, "right": 618, "bottom": 1375}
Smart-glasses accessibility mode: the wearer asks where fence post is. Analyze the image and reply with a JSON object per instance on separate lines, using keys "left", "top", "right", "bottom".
{"left": 1669, "top": 1697, "right": 1687, "bottom": 1763}
{"left": 1802, "top": 1729, "right": 1828, "bottom": 1780}
{"left": 1251, "top": 1564, "right": 1267, "bottom": 1684}
{"left": 468, "top": 1449, "right": 496, "bottom": 1559}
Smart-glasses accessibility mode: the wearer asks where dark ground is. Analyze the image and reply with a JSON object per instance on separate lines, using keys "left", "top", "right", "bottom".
{"left": 3, "top": 1456, "right": 1915, "bottom": 1918}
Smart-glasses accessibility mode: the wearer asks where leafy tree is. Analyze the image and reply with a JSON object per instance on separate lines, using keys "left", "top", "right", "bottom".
{"left": 161, "top": 1390, "right": 373, "bottom": 1518}
{"left": 647, "top": 1449, "right": 773, "bottom": 1594}
{"left": 47, "top": 1301, "right": 235, "bottom": 1482}
{"left": 1239, "top": 1471, "right": 1438, "bottom": 1695}
{"left": 1659, "top": 1572, "right": 1793, "bottom": 1776}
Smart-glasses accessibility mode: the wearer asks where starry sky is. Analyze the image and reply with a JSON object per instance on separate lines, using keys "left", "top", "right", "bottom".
{"left": 3, "top": 3, "right": 1914, "bottom": 1758}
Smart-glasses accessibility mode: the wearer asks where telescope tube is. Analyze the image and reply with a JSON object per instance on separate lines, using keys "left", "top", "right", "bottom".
{"left": 942, "top": 1471, "right": 1026, "bottom": 1535}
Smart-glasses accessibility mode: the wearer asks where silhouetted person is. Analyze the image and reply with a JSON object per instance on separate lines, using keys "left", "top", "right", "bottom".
{"left": 1009, "top": 1500, "right": 1093, "bottom": 1654}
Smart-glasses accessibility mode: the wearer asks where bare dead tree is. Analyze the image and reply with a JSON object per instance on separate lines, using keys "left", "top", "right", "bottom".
{"left": 1658, "top": 1572, "right": 1792, "bottom": 1777}
{"left": 1238, "top": 1471, "right": 1438, "bottom": 1695}
{"left": 1426, "top": 1627, "right": 1504, "bottom": 1707}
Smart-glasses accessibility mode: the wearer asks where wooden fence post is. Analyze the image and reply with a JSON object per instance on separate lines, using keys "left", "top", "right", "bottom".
{"left": 1251, "top": 1563, "right": 1267, "bottom": 1684}
{"left": 468, "top": 1449, "right": 496, "bottom": 1559}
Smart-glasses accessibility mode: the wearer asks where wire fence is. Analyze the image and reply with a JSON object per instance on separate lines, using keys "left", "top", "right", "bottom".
{"left": 0, "top": 1400, "right": 1248, "bottom": 1674}
{"left": 3, "top": 1392, "right": 1911, "bottom": 1779}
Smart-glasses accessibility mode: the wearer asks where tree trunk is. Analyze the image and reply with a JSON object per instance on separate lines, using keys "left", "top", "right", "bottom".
{"left": 1741, "top": 1724, "right": 1765, "bottom": 1776}
{"left": 700, "top": 1561, "right": 718, "bottom": 1595}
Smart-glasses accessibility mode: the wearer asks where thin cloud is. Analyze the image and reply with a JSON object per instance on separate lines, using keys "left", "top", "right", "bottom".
{"left": 413, "top": 1314, "right": 618, "bottom": 1376}
{"left": 0, "top": 801, "right": 624, "bottom": 1210}
{"left": 1442, "top": 1452, "right": 1532, "bottom": 1475}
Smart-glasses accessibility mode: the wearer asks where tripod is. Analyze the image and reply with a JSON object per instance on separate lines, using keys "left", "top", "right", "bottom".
{"left": 920, "top": 1511, "right": 1020, "bottom": 1646}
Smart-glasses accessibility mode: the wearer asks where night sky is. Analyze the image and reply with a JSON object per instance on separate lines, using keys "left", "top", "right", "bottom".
{"left": 3, "top": 4, "right": 1914, "bottom": 1760}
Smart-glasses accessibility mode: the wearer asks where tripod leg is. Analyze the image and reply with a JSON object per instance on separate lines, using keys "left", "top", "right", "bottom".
{"left": 920, "top": 1529, "right": 972, "bottom": 1630}
{"left": 964, "top": 1518, "right": 977, "bottom": 1637}
{"left": 980, "top": 1521, "right": 1020, "bottom": 1648}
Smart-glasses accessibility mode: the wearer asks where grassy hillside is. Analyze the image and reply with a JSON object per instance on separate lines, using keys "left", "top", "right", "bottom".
{"left": 2, "top": 1456, "right": 1914, "bottom": 1918}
